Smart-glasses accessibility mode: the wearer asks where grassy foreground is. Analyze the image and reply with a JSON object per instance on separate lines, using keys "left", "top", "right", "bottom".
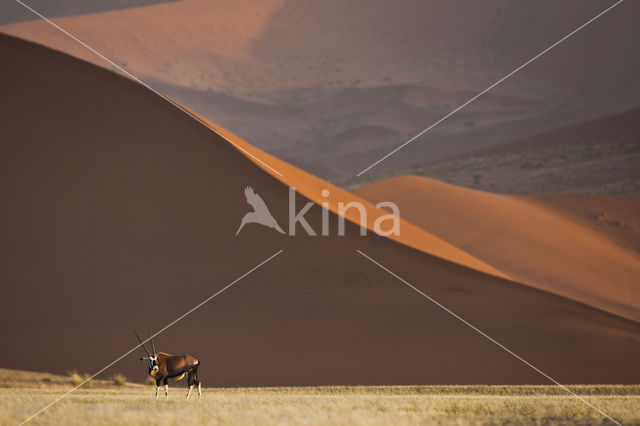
{"left": 2, "top": 384, "right": 640, "bottom": 425}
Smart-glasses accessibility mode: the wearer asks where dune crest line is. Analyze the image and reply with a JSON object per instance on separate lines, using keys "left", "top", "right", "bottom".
{"left": 175, "top": 99, "right": 510, "bottom": 281}
{"left": 10, "top": 0, "right": 283, "bottom": 177}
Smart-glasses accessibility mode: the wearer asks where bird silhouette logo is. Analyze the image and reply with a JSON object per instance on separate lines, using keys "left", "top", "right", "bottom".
{"left": 236, "top": 186, "right": 285, "bottom": 236}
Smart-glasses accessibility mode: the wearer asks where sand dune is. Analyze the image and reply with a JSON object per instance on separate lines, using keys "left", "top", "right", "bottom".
{"left": 471, "top": 106, "right": 640, "bottom": 158}
{"left": 369, "top": 107, "right": 640, "bottom": 197}
{"left": 154, "top": 81, "right": 549, "bottom": 177}
{"left": 1, "top": 34, "right": 639, "bottom": 387}
{"left": 172, "top": 100, "right": 506, "bottom": 280}
{"left": 3, "top": 0, "right": 640, "bottom": 177}
{"left": 353, "top": 176, "right": 640, "bottom": 322}
{"left": 0, "top": 0, "right": 286, "bottom": 80}
{"left": 0, "top": 0, "right": 174, "bottom": 25}
{"left": 528, "top": 194, "right": 640, "bottom": 254}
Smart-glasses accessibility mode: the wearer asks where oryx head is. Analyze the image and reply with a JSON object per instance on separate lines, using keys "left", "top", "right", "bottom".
{"left": 134, "top": 329, "right": 159, "bottom": 372}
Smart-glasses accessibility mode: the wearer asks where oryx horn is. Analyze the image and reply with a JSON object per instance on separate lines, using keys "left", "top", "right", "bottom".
{"left": 147, "top": 327, "right": 156, "bottom": 355}
{"left": 134, "top": 330, "right": 151, "bottom": 356}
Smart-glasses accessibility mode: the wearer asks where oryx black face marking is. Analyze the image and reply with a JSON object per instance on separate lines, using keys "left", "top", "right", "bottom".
{"left": 134, "top": 329, "right": 202, "bottom": 399}
{"left": 139, "top": 355, "right": 158, "bottom": 372}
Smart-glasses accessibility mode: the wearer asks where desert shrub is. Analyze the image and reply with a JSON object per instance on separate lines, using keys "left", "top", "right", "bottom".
{"left": 67, "top": 370, "right": 81, "bottom": 385}
{"left": 67, "top": 370, "right": 91, "bottom": 388}
{"left": 111, "top": 374, "right": 127, "bottom": 387}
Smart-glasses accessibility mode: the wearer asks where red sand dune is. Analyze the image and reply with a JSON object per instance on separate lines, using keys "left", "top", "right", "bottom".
{"left": 529, "top": 194, "right": 640, "bottom": 255}
{"left": 468, "top": 106, "right": 640, "bottom": 158}
{"left": 0, "top": 0, "right": 174, "bottom": 25}
{"left": 353, "top": 176, "right": 640, "bottom": 322}
{"left": 3, "top": 0, "right": 640, "bottom": 177}
{"left": 1, "top": 34, "right": 639, "bottom": 386}
{"left": 0, "top": 0, "right": 284, "bottom": 72}
{"left": 173, "top": 101, "right": 506, "bottom": 280}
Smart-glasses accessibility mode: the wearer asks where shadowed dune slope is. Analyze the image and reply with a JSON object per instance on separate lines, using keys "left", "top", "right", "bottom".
{"left": 353, "top": 176, "right": 640, "bottom": 322}
{"left": 172, "top": 101, "right": 505, "bottom": 279}
{"left": 1, "top": 34, "right": 639, "bottom": 386}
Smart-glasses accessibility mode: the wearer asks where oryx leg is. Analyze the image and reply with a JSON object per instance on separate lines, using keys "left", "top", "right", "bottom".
{"left": 186, "top": 371, "right": 195, "bottom": 399}
{"left": 163, "top": 377, "right": 169, "bottom": 399}
{"left": 191, "top": 366, "right": 202, "bottom": 398}
{"left": 155, "top": 379, "right": 161, "bottom": 399}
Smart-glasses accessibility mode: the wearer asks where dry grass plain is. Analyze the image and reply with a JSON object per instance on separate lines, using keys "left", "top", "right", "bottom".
{"left": 2, "top": 381, "right": 639, "bottom": 425}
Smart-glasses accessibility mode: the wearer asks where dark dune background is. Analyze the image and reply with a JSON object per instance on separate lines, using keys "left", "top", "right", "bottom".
{"left": 341, "top": 106, "right": 640, "bottom": 195}
{"left": 0, "top": 0, "right": 176, "bottom": 25}
{"left": 2, "top": 0, "right": 640, "bottom": 183}
{"left": 1, "top": 34, "right": 639, "bottom": 387}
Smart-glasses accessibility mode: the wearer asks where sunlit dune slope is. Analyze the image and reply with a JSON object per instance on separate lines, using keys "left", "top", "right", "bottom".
{"left": 175, "top": 101, "right": 505, "bottom": 280}
{"left": 0, "top": 0, "right": 284, "bottom": 77}
{"left": 1, "top": 33, "right": 639, "bottom": 386}
{"left": 353, "top": 176, "right": 640, "bottom": 322}
{"left": 528, "top": 194, "right": 640, "bottom": 254}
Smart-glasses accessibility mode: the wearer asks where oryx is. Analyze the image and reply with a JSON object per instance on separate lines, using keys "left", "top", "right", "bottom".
{"left": 134, "top": 330, "right": 202, "bottom": 399}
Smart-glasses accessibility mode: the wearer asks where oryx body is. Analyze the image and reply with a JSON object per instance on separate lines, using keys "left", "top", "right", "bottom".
{"left": 135, "top": 331, "right": 202, "bottom": 399}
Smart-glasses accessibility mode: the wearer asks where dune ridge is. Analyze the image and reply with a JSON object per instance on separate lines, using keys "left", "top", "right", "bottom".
{"left": 175, "top": 100, "right": 508, "bottom": 280}
{"left": 1, "top": 33, "right": 639, "bottom": 386}
{"left": 4, "top": 0, "right": 640, "bottom": 178}
{"left": 354, "top": 176, "right": 640, "bottom": 322}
